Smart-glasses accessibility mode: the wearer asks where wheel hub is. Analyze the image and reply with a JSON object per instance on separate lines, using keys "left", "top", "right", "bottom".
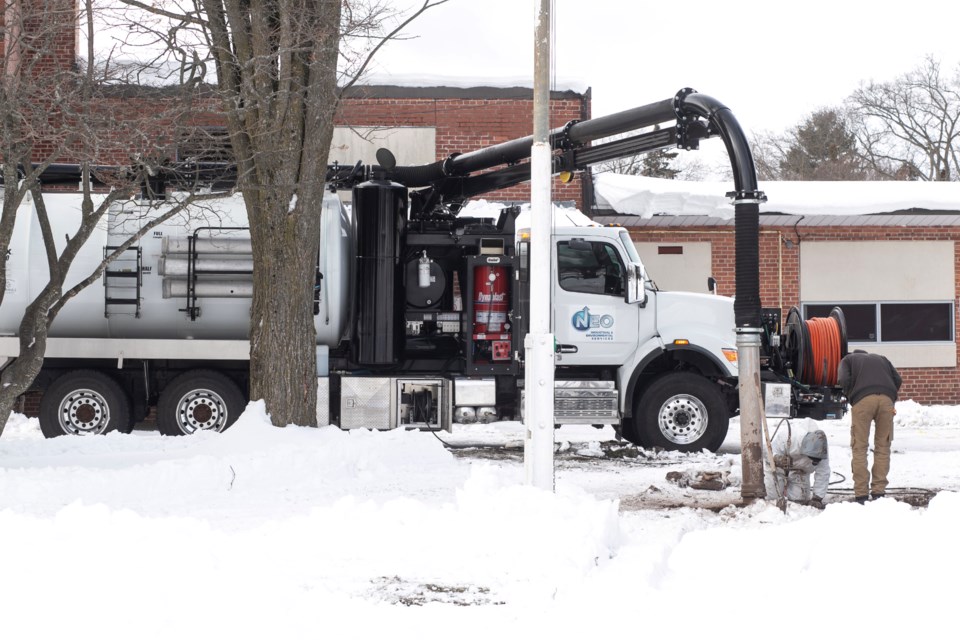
{"left": 178, "top": 391, "right": 228, "bottom": 434}
{"left": 58, "top": 389, "right": 110, "bottom": 435}
{"left": 658, "top": 394, "right": 708, "bottom": 445}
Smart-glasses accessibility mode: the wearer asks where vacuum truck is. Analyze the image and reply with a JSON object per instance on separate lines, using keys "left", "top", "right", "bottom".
{"left": 0, "top": 89, "right": 848, "bottom": 450}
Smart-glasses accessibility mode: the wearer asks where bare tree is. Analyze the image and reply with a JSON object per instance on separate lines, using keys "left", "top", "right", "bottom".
{"left": 110, "top": 0, "right": 449, "bottom": 428}
{"left": 0, "top": 0, "right": 221, "bottom": 433}
{"left": 751, "top": 109, "right": 869, "bottom": 181}
{"left": 848, "top": 56, "right": 960, "bottom": 181}
{"left": 750, "top": 130, "right": 791, "bottom": 181}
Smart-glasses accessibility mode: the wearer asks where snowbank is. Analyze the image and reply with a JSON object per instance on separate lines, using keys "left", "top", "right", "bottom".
{"left": 2, "top": 402, "right": 959, "bottom": 638}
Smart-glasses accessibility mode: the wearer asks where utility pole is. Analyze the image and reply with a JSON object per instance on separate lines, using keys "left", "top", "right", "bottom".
{"left": 524, "top": 0, "right": 555, "bottom": 491}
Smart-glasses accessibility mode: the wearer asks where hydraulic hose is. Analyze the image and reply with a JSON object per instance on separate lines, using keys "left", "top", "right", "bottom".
{"left": 804, "top": 316, "right": 843, "bottom": 386}
{"left": 787, "top": 310, "right": 844, "bottom": 387}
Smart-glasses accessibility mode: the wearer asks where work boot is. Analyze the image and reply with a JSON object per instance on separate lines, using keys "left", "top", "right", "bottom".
{"left": 855, "top": 495, "right": 869, "bottom": 505}
{"left": 871, "top": 492, "right": 886, "bottom": 500}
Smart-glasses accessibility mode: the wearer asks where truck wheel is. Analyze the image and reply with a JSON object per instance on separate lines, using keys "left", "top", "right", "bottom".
{"left": 39, "top": 370, "right": 131, "bottom": 438}
{"left": 634, "top": 372, "right": 729, "bottom": 453}
{"left": 157, "top": 370, "right": 245, "bottom": 436}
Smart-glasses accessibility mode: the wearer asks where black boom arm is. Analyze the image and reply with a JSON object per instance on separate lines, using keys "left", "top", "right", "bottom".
{"left": 324, "top": 88, "right": 762, "bottom": 218}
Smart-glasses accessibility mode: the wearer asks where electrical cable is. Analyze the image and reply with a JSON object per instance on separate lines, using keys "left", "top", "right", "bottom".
{"left": 826, "top": 486, "right": 938, "bottom": 507}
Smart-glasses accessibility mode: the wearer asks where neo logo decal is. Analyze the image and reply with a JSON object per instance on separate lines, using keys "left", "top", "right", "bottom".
{"left": 572, "top": 307, "right": 614, "bottom": 331}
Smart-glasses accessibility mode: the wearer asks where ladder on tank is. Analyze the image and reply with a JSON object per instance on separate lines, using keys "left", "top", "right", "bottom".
{"left": 103, "top": 246, "right": 143, "bottom": 318}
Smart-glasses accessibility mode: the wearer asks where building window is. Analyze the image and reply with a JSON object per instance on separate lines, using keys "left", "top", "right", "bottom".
{"left": 805, "top": 303, "right": 877, "bottom": 341}
{"left": 557, "top": 240, "right": 625, "bottom": 297}
{"left": 880, "top": 303, "right": 953, "bottom": 342}
{"left": 804, "top": 302, "right": 954, "bottom": 343}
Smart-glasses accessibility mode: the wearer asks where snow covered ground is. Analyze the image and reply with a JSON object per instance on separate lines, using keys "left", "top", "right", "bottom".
{"left": 2, "top": 400, "right": 958, "bottom": 639}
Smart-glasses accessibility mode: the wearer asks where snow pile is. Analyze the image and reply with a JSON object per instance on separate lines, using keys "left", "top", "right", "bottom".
{"left": 893, "top": 398, "right": 960, "bottom": 429}
{"left": 594, "top": 172, "right": 960, "bottom": 218}
{"left": 460, "top": 198, "right": 596, "bottom": 227}
{"left": 2, "top": 402, "right": 959, "bottom": 637}
{"left": 0, "top": 404, "right": 621, "bottom": 638}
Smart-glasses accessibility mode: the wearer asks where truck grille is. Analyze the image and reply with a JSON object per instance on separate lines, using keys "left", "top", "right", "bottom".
{"left": 523, "top": 381, "right": 620, "bottom": 424}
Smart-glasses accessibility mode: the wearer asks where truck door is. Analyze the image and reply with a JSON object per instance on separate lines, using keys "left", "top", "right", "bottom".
{"left": 553, "top": 238, "right": 649, "bottom": 366}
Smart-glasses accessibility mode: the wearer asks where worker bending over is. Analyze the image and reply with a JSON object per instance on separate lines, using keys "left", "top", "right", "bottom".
{"left": 764, "top": 419, "right": 831, "bottom": 509}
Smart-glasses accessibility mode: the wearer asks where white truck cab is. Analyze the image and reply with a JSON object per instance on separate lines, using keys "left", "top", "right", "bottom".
{"left": 539, "top": 224, "right": 739, "bottom": 451}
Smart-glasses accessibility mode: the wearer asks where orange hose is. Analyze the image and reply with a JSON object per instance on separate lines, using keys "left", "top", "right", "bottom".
{"left": 803, "top": 316, "right": 842, "bottom": 386}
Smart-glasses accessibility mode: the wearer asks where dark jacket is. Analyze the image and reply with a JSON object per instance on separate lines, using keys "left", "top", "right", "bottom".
{"left": 837, "top": 351, "right": 902, "bottom": 405}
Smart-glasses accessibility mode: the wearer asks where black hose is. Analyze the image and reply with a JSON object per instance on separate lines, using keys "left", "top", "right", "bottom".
{"left": 734, "top": 201, "right": 762, "bottom": 328}
{"left": 387, "top": 161, "right": 448, "bottom": 187}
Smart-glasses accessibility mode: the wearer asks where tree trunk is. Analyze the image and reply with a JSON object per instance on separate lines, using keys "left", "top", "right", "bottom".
{"left": 0, "top": 289, "right": 57, "bottom": 435}
{"left": 247, "top": 188, "right": 323, "bottom": 427}
{"left": 235, "top": 0, "right": 342, "bottom": 429}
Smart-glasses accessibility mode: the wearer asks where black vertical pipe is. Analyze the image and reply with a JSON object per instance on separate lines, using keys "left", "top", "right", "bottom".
{"left": 733, "top": 202, "right": 762, "bottom": 328}
{"left": 352, "top": 178, "right": 406, "bottom": 365}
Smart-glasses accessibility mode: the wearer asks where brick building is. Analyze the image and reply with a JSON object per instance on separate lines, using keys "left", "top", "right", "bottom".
{"left": 3, "top": 2, "right": 592, "bottom": 203}
{"left": 593, "top": 174, "right": 960, "bottom": 404}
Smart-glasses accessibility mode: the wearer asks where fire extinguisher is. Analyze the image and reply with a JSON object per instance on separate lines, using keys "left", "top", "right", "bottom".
{"left": 474, "top": 265, "right": 508, "bottom": 334}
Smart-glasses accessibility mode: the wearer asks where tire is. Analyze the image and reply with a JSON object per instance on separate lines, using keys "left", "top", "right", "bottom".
{"left": 39, "top": 370, "right": 132, "bottom": 438}
{"left": 157, "top": 370, "right": 245, "bottom": 436}
{"left": 633, "top": 372, "right": 729, "bottom": 453}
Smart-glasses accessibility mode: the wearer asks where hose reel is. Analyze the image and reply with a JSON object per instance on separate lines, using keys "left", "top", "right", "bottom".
{"left": 783, "top": 306, "right": 848, "bottom": 387}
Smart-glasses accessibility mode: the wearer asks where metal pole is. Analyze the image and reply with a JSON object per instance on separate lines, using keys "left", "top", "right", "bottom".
{"left": 524, "top": 0, "right": 555, "bottom": 490}
{"left": 738, "top": 329, "right": 766, "bottom": 499}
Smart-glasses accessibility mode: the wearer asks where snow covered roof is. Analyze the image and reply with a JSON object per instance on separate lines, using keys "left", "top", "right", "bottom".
{"left": 593, "top": 173, "right": 960, "bottom": 219}
{"left": 358, "top": 74, "right": 590, "bottom": 95}
{"left": 461, "top": 199, "right": 597, "bottom": 228}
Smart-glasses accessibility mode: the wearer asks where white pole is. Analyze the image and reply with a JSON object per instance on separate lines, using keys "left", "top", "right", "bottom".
{"left": 524, "top": 0, "right": 555, "bottom": 490}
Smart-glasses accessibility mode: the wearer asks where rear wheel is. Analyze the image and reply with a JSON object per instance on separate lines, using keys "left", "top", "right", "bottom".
{"left": 157, "top": 370, "right": 245, "bottom": 436}
{"left": 632, "top": 372, "right": 729, "bottom": 453}
{"left": 39, "top": 370, "right": 131, "bottom": 438}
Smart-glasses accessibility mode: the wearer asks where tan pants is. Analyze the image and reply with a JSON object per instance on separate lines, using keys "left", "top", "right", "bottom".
{"left": 850, "top": 394, "right": 895, "bottom": 497}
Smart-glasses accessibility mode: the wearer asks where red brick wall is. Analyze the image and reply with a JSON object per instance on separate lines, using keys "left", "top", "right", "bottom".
{"left": 1, "top": 0, "right": 77, "bottom": 78}
{"left": 628, "top": 224, "right": 960, "bottom": 404}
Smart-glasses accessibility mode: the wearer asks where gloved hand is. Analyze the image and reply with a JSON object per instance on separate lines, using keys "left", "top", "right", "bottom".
{"left": 773, "top": 454, "right": 793, "bottom": 470}
{"left": 809, "top": 496, "right": 825, "bottom": 510}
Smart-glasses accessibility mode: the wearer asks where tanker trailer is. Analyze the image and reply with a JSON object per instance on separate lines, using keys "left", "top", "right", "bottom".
{"left": 0, "top": 190, "right": 354, "bottom": 436}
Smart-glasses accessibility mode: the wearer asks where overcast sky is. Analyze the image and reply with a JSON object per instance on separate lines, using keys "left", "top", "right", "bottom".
{"left": 370, "top": 0, "right": 957, "bottom": 137}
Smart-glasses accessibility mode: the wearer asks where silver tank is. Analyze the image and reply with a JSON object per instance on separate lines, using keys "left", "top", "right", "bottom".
{"left": 0, "top": 190, "right": 353, "bottom": 346}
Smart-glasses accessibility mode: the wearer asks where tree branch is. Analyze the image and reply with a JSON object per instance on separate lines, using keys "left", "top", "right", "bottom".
{"left": 340, "top": 0, "right": 450, "bottom": 95}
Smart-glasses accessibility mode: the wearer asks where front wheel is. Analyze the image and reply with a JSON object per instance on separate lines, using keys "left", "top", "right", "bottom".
{"left": 38, "top": 370, "right": 132, "bottom": 438}
{"left": 632, "top": 372, "right": 729, "bottom": 453}
{"left": 157, "top": 370, "right": 245, "bottom": 436}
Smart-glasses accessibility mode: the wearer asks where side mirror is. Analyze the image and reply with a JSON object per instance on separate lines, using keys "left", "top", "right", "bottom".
{"left": 626, "top": 264, "right": 647, "bottom": 306}
{"left": 707, "top": 276, "right": 718, "bottom": 295}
